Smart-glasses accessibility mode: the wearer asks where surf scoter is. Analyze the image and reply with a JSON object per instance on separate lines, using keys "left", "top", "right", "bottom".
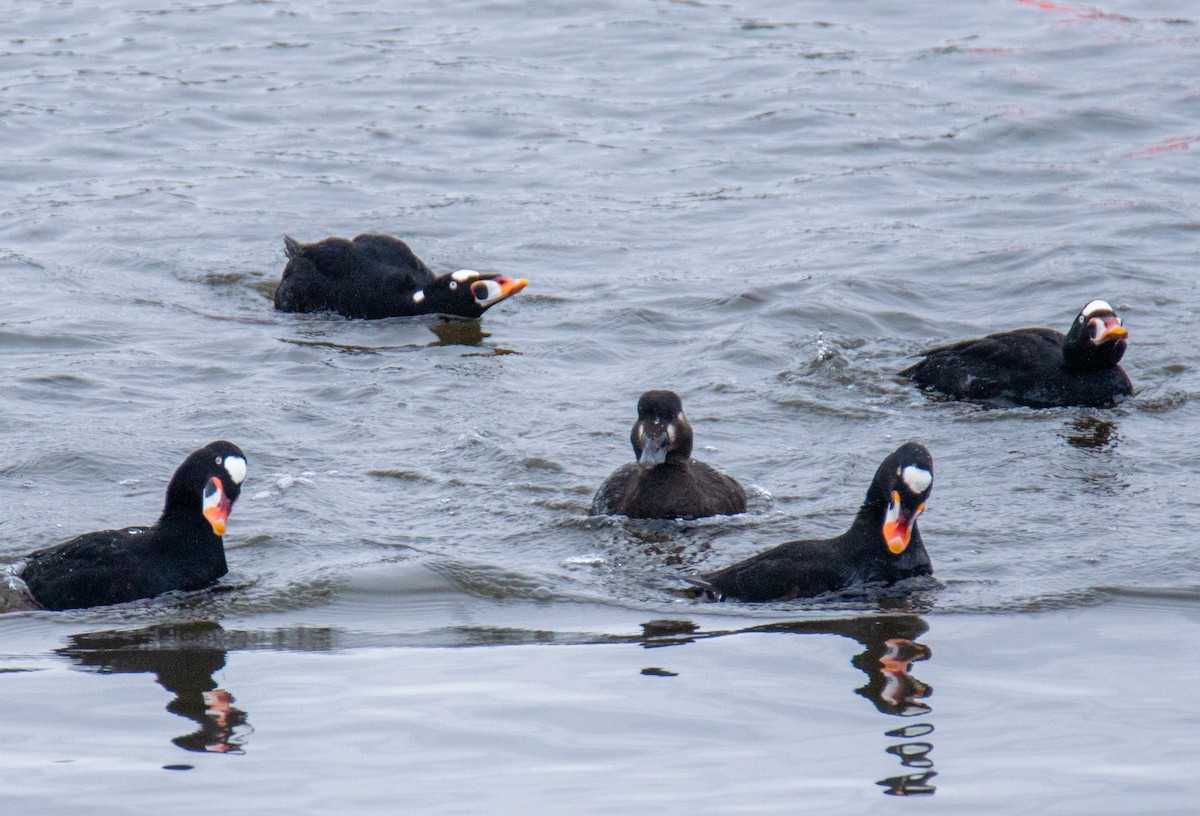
{"left": 13, "top": 441, "right": 247, "bottom": 611}
{"left": 590, "top": 390, "right": 747, "bottom": 520}
{"left": 901, "top": 300, "right": 1131, "bottom": 408}
{"left": 273, "top": 233, "right": 528, "bottom": 319}
{"left": 687, "top": 442, "right": 933, "bottom": 602}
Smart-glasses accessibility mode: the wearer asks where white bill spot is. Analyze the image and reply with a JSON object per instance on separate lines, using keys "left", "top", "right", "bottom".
{"left": 885, "top": 493, "right": 901, "bottom": 524}
{"left": 473, "top": 279, "right": 502, "bottom": 304}
{"left": 202, "top": 479, "right": 223, "bottom": 511}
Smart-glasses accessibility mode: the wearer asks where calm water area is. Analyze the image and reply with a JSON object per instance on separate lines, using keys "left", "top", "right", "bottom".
{"left": 2, "top": 0, "right": 1199, "bottom": 812}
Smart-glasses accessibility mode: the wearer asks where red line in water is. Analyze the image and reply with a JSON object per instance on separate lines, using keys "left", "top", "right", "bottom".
{"left": 1124, "top": 136, "right": 1200, "bottom": 158}
{"left": 1015, "top": 0, "right": 1188, "bottom": 23}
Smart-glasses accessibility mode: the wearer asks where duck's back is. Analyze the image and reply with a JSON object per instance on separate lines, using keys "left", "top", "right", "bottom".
{"left": 902, "top": 328, "right": 1067, "bottom": 403}
{"left": 700, "top": 531, "right": 932, "bottom": 602}
{"left": 591, "top": 460, "right": 746, "bottom": 520}
{"left": 903, "top": 328, "right": 1131, "bottom": 407}
{"left": 21, "top": 527, "right": 227, "bottom": 611}
{"left": 274, "top": 234, "right": 437, "bottom": 318}
{"left": 699, "top": 538, "right": 847, "bottom": 601}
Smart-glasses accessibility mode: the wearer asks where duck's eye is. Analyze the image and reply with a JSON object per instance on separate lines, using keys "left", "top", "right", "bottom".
{"left": 472, "top": 280, "right": 502, "bottom": 303}
{"left": 449, "top": 281, "right": 458, "bottom": 292}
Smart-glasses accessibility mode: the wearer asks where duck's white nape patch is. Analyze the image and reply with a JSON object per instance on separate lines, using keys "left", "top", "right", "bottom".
{"left": 223, "top": 455, "right": 247, "bottom": 485}
{"left": 451, "top": 269, "right": 480, "bottom": 283}
{"left": 412, "top": 290, "right": 425, "bottom": 304}
{"left": 1082, "top": 299, "right": 1114, "bottom": 318}
{"left": 901, "top": 465, "right": 932, "bottom": 494}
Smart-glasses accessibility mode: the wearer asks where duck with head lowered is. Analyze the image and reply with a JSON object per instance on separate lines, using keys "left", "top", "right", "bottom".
{"left": 274, "top": 233, "right": 528, "bottom": 319}
{"left": 591, "top": 390, "right": 747, "bottom": 520}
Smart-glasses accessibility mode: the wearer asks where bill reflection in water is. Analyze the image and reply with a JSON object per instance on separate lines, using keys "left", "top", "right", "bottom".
{"left": 57, "top": 621, "right": 252, "bottom": 755}
{"left": 635, "top": 614, "right": 937, "bottom": 796}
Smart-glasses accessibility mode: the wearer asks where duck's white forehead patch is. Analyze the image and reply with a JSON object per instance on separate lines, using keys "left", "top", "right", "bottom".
{"left": 1082, "top": 300, "right": 1114, "bottom": 318}
{"left": 451, "top": 269, "right": 480, "bottom": 283}
{"left": 223, "top": 455, "right": 247, "bottom": 485}
{"left": 901, "top": 465, "right": 932, "bottom": 494}
{"left": 412, "top": 290, "right": 425, "bottom": 304}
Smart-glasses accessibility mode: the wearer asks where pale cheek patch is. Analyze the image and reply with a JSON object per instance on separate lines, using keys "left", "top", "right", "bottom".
{"left": 901, "top": 465, "right": 932, "bottom": 494}
{"left": 412, "top": 290, "right": 426, "bottom": 304}
{"left": 666, "top": 423, "right": 677, "bottom": 445}
{"left": 224, "top": 455, "right": 247, "bottom": 485}
{"left": 1082, "top": 299, "right": 1113, "bottom": 318}
{"left": 451, "top": 269, "right": 480, "bottom": 283}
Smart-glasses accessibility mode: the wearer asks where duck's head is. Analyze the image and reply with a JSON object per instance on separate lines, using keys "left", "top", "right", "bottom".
{"left": 411, "top": 270, "right": 528, "bottom": 319}
{"left": 164, "top": 440, "right": 247, "bottom": 537}
{"left": 868, "top": 442, "right": 933, "bottom": 555}
{"left": 630, "top": 390, "right": 693, "bottom": 470}
{"left": 1064, "top": 299, "right": 1128, "bottom": 369}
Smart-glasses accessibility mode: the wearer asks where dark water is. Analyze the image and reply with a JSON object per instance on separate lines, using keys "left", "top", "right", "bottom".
{"left": 2, "top": 0, "right": 1199, "bottom": 811}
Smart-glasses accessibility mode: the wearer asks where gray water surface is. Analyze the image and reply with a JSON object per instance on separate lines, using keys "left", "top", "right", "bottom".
{"left": 2, "top": 0, "right": 1199, "bottom": 812}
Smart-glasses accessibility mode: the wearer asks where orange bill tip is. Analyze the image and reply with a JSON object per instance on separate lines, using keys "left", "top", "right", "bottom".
{"left": 883, "top": 519, "right": 911, "bottom": 554}
{"left": 499, "top": 276, "right": 529, "bottom": 296}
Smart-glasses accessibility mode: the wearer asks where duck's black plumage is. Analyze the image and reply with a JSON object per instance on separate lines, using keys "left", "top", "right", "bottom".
{"left": 17, "top": 441, "right": 247, "bottom": 611}
{"left": 901, "top": 300, "right": 1132, "bottom": 408}
{"left": 273, "top": 233, "right": 528, "bottom": 319}
{"left": 689, "top": 442, "right": 933, "bottom": 602}
{"left": 591, "top": 390, "right": 746, "bottom": 520}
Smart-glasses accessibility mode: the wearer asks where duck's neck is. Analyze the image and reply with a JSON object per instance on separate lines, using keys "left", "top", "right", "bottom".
{"left": 156, "top": 508, "right": 220, "bottom": 549}
{"left": 849, "top": 496, "right": 888, "bottom": 546}
{"left": 1063, "top": 338, "right": 1125, "bottom": 371}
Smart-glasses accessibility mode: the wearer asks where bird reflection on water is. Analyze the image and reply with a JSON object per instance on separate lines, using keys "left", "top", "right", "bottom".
{"left": 56, "top": 621, "right": 252, "bottom": 755}
{"left": 275, "top": 317, "right": 517, "bottom": 356}
{"left": 633, "top": 614, "right": 937, "bottom": 796}
{"left": 50, "top": 613, "right": 936, "bottom": 791}
{"left": 1062, "top": 415, "right": 1120, "bottom": 452}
